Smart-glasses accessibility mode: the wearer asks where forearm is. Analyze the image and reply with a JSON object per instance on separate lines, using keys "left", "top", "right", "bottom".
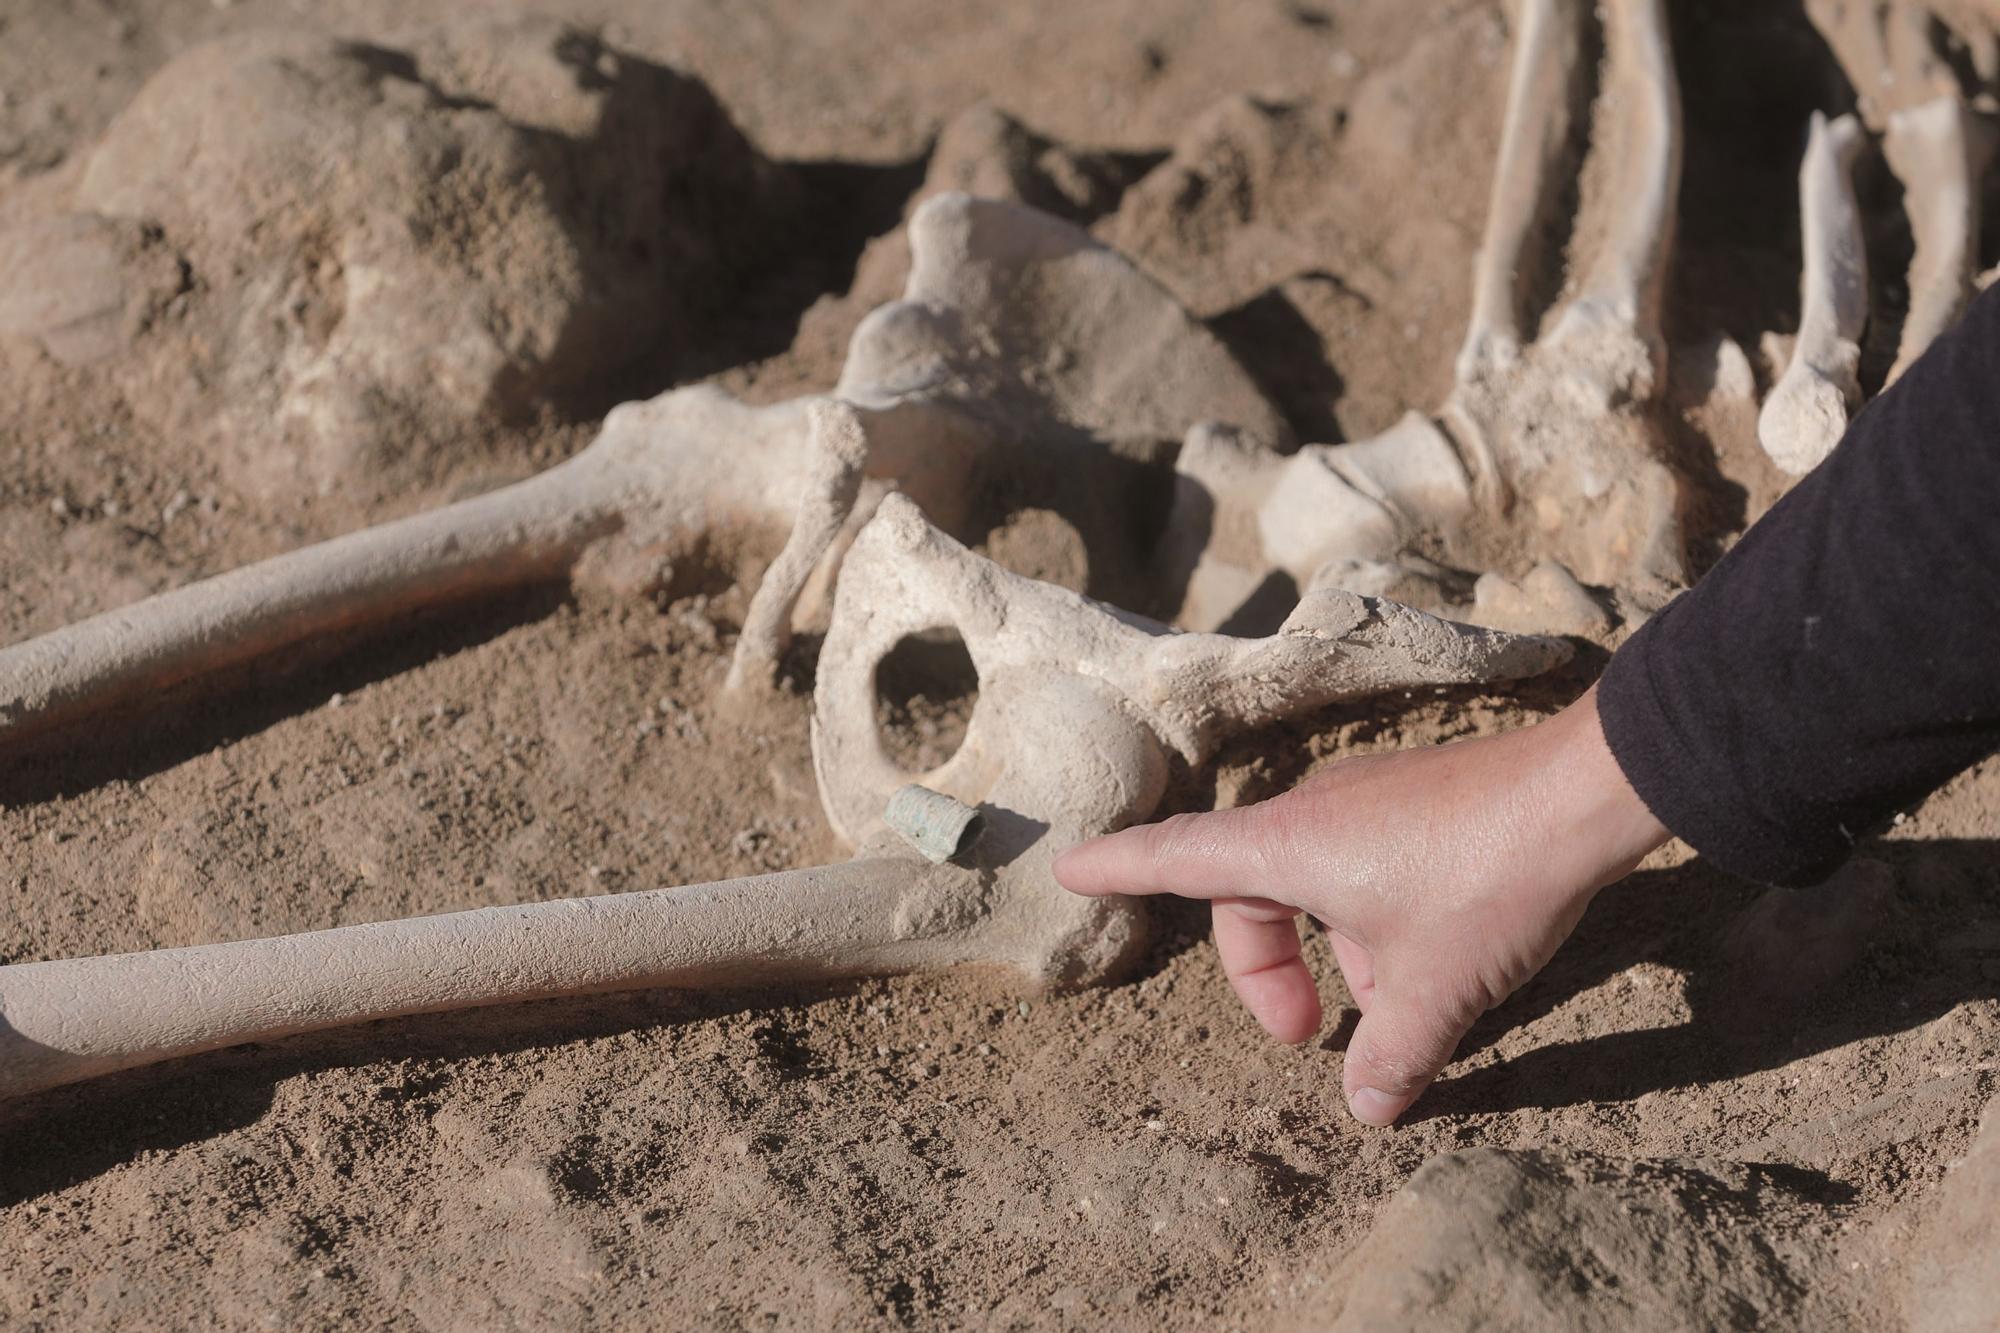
{"left": 1600, "top": 284, "right": 2000, "bottom": 885}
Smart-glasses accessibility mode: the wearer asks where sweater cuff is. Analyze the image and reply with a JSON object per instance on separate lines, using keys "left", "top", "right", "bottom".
{"left": 1595, "top": 603, "right": 1853, "bottom": 888}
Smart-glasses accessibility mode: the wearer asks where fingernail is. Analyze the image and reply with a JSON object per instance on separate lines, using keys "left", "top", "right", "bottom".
{"left": 1347, "top": 1087, "right": 1401, "bottom": 1127}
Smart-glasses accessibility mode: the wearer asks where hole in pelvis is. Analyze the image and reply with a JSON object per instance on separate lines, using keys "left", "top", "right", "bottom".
{"left": 873, "top": 630, "right": 979, "bottom": 775}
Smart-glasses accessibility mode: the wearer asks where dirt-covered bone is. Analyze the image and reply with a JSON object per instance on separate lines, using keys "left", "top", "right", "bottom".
{"left": 0, "top": 187, "right": 1284, "bottom": 738}
{"left": 0, "top": 20, "right": 793, "bottom": 496}
{"left": 1882, "top": 94, "right": 1993, "bottom": 382}
{"left": 1760, "top": 112, "right": 1870, "bottom": 475}
{"left": 1800, "top": 1, "right": 1997, "bottom": 389}
{"left": 724, "top": 189, "right": 1289, "bottom": 690}
{"left": 1164, "top": 0, "right": 1685, "bottom": 635}
{"left": 0, "top": 497, "right": 1567, "bottom": 1102}
{"left": 0, "top": 179, "right": 1280, "bottom": 736}
{"left": 0, "top": 386, "right": 821, "bottom": 749}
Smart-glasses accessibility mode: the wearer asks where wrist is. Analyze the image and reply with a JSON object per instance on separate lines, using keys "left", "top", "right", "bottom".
{"left": 1534, "top": 684, "right": 1671, "bottom": 897}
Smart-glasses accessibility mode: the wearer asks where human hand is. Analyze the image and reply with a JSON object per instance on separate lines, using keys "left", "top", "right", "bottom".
{"left": 1052, "top": 686, "right": 1669, "bottom": 1126}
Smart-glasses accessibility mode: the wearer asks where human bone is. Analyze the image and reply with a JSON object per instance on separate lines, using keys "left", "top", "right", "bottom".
{"left": 0, "top": 20, "right": 792, "bottom": 495}
{"left": 0, "top": 497, "right": 1568, "bottom": 1101}
{"left": 1803, "top": 0, "right": 1995, "bottom": 131}
{"left": 726, "top": 188, "right": 1289, "bottom": 690}
{"left": 1781, "top": 1, "right": 1997, "bottom": 434}
{"left": 0, "top": 385, "right": 819, "bottom": 749}
{"left": 1881, "top": 94, "right": 1993, "bottom": 383}
{"left": 0, "top": 189, "right": 1282, "bottom": 742}
{"left": 1760, "top": 112, "right": 1870, "bottom": 475}
{"left": 1163, "top": 0, "right": 1688, "bottom": 637}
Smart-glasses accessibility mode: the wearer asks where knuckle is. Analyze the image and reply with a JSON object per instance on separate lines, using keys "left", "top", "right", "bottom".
{"left": 1141, "top": 812, "right": 1212, "bottom": 881}
{"left": 1353, "top": 1004, "right": 1470, "bottom": 1094}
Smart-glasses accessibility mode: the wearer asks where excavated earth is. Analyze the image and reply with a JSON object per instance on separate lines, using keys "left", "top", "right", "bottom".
{"left": 3, "top": 1, "right": 2000, "bottom": 1328}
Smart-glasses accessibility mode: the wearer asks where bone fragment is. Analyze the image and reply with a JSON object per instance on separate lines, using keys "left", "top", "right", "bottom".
{"left": 0, "top": 387, "right": 817, "bottom": 747}
{"left": 1166, "top": 416, "right": 1476, "bottom": 632}
{"left": 1804, "top": 0, "right": 1966, "bottom": 130}
{"left": 1458, "top": 0, "right": 1587, "bottom": 384}
{"left": 723, "top": 400, "right": 870, "bottom": 695}
{"left": 1884, "top": 93, "right": 1990, "bottom": 385}
{"left": 883, "top": 785, "right": 986, "bottom": 865}
{"left": 0, "top": 499, "right": 1568, "bottom": 1100}
{"left": 1760, "top": 112, "right": 1870, "bottom": 475}
{"left": 1471, "top": 561, "right": 1611, "bottom": 637}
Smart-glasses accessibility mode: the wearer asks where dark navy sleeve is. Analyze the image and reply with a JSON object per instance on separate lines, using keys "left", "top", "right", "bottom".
{"left": 1598, "top": 284, "right": 2000, "bottom": 887}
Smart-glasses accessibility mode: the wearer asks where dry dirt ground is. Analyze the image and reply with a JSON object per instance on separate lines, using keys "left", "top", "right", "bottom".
{"left": 3, "top": 0, "right": 2000, "bottom": 1328}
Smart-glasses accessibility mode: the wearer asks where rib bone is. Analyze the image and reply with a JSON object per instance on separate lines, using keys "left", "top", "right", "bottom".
{"left": 1759, "top": 112, "right": 1870, "bottom": 475}
{"left": 1167, "top": 0, "right": 1686, "bottom": 634}
{"left": 0, "top": 496, "right": 1568, "bottom": 1100}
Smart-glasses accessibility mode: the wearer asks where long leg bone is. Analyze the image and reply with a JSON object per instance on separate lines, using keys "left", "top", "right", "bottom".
{"left": 1456, "top": 0, "right": 1588, "bottom": 384}
{"left": 1801, "top": 2, "right": 1998, "bottom": 387}
{"left": 1167, "top": 0, "right": 1686, "bottom": 634}
{"left": 1883, "top": 93, "right": 1991, "bottom": 384}
{"left": 0, "top": 386, "right": 820, "bottom": 747}
{"left": 0, "top": 857, "right": 933, "bottom": 1102}
{"left": 1542, "top": 0, "right": 1682, "bottom": 408}
{"left": 1760, "top": 112, "right": 1870, "bottom": 475}
{"left": 0, "top": 496, "right": 1568, "bottom": 1101}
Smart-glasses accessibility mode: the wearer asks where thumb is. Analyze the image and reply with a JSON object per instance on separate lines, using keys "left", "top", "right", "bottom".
{"left": 1339, "top": 977, "right": 1480, "bottom": 1127}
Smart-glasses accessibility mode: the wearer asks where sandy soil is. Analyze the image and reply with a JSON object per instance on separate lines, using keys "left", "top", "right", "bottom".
{"left": 3, "top": 0, "right": 1999, "bottom": 1328}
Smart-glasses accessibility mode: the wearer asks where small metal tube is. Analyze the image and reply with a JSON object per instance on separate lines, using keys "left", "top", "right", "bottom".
{"left": 883, "top": 784, "right": 986, "bottom": 864}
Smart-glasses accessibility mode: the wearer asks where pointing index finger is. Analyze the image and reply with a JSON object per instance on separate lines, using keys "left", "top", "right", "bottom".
{"left": 1052, "top": 806, "right": 1276, "bottom": 902}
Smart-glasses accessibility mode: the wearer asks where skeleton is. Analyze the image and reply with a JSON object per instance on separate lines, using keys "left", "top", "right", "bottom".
{"left": 1763, "top": 0, "right": 1998, "bottom": 473}
{"left": 1161, "top": 0, "right": 1684, "bottom": 636}
{"left": 0, "top": 497, "right": 1567, "bottom": 1100}
{"left": 0, "top": 191, "right": 1282, "bottom": 746}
